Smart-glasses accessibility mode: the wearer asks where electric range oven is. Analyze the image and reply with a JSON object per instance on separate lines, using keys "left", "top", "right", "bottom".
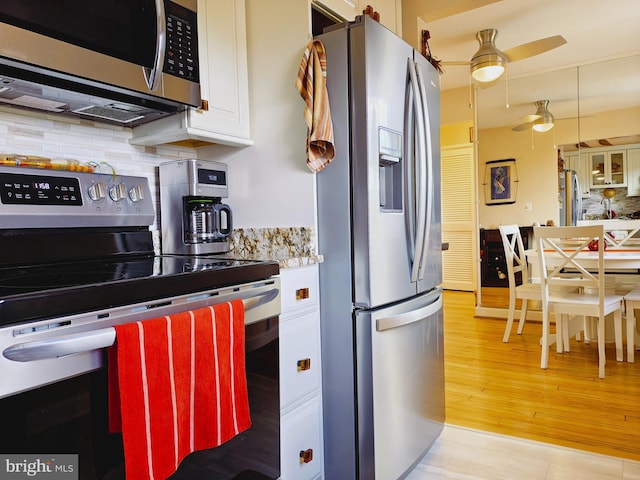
{"left": 0, "top": 166, "right": 281, "bottom": 480}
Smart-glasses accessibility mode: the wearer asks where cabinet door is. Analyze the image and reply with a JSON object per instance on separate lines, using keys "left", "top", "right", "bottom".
{"left": 315, "top": 0, "right": 359, "bottom": 20}
{"left": 192, "top": 0, "right": 251, "bottom": 141}
{"left": 609, "top": 151, "right": 626, "bottom": 186}
{"left": 360, "top": 0, "right": 400, "bottom": 34}
{"left": 627, "top": 148, "right": 640, "bottom": 196}
{"left": 280, "top": 397, "right": 324, "bottom": 480}
{"left": 591, "top": 152, "right": 607, "bottom": 186}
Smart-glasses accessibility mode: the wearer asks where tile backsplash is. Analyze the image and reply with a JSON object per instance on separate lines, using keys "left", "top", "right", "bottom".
{"left": 0, "top": 108, "right": 319, "bottom": 261}
{"left": 0, "top": 107, "right": 199, "bottom": 232}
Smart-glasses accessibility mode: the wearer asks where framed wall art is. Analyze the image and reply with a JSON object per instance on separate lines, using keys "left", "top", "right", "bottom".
{"left": 483, "top": 158, "right": 518, "bottom": 205}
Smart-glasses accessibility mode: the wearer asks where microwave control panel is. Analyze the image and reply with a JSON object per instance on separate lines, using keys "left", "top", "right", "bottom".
{"left": 164, "top": 1, "right": 199, "bottom": 83}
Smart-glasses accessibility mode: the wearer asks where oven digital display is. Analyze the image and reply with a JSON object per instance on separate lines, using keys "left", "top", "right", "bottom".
{"left": 0, "top": 173, "right": 83, "bottom": 206}
{"left": 197, "top": 168, "right": 226, "bottom": 186}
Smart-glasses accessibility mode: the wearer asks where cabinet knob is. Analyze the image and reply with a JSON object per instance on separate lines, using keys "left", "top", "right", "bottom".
{"left": 297, "top": 358, "right": 311, "bottom": 371}
{"left": 295, "top": 287, "right": 310, "bottom": 301}
{"left": 299, "top": 448, "right": 313, "bottom": 464}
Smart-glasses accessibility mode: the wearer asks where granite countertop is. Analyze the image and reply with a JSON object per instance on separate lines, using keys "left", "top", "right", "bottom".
{"left": 229, "top": 227, "right": 323, "bottom": 270}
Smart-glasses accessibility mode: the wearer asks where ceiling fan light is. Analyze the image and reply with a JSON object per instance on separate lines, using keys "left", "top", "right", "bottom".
{"left": 531, "top": 100, "right": 554, "bottom": 132}
{"left": 470, "top": 29, "right": 507, "bottom": 83}
{"left": 532, "top": 120, "right": 553, "bottom": 132}
{"left": 471, "top": 63, "right": 505, "bottom": 82}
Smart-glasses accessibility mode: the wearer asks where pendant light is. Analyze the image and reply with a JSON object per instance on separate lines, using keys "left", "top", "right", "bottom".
{"left": 531, "top": 100, "right": 554, "bottom": 132}
{"left": 470, "top": 29, "right": 506, "bottom": 83}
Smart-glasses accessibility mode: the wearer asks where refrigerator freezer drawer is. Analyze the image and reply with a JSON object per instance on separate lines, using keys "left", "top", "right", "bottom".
{"left": 355, "top": 289, "right": 445, "bottom": 480}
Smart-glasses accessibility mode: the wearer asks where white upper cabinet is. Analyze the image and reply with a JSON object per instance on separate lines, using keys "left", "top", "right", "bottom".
{"left": 130, "top": 0, "right": 251, "bottom": 148}
{"left": 565, "top": 152, "right": 590, "bottom": 197}
{"left": 313, "top": 0, "right": 359, "bottom": 21}
{"left": 625, "top": 148, "right": 640, "bottom": 196}
{"left": 590, "top": 150, "right": 626, "bottom": 188}
{"left": 362, "top": 0, "right": 401, "bottom": 35}
{"left": 313, "top": 0, "right": 401, "bottom": 35}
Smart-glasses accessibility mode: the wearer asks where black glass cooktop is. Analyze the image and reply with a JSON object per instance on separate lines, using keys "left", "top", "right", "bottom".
{"left": 0, "top": 255, "right": 279, "bottom": 327}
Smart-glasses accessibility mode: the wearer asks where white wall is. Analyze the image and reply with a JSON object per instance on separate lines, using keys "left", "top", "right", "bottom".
{"left": 199, "top": 0, "right": 316, "bottom": 229}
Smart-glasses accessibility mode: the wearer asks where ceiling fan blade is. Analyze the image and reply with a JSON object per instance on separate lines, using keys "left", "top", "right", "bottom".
{"left": 440, "top": 61, "right": 471, "bottom": 66}
{"left": 503, "top": 35, "right": 567, "bottom": 62}
{"left": 519, "top": 114, "right": 542, "bottom": 123}
{"left": 419, "top": 0, "right": 502, "bottom": 22}
{"left": 512, "top": 122, "right": 532, "bottom": 132}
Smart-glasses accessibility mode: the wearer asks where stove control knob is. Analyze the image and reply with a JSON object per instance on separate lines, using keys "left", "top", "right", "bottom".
{"left": 109, "top": 183, "right": 127, "bottom": 202}
{"left": 88, "top": 182, "right": 106, "bottom": 201}
{"left": 128, "top": 185, "right": 145, "bottom": 202}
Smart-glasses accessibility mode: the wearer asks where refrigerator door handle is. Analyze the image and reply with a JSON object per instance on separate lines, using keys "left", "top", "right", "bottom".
{"left": 403, "top": 58, "right": 417, "bottom": 260}
{"left": 415, "top": 63, "right": 434, "bottom": 281}
{"left": 376, "top": 294, "right": 443, "bottom": 331}
{"left": 405, "top": 58, "right": 428, "bottom": 283}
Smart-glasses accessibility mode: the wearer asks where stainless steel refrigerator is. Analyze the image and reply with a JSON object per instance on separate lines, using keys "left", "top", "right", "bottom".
{"left": 559, "top": 169, "right": 582, "bottom": 225}
{"left": 316, "top": 15, "right": 445, "bottom": 480}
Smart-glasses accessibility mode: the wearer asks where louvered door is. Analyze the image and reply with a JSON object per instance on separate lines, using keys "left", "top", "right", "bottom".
{"left": 441, "top": 145, "right": 477, "bottom": 291}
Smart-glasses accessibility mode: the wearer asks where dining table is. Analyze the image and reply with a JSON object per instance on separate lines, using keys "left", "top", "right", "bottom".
{"left": 525, "top": 246, "right": 640, "bottom": 362}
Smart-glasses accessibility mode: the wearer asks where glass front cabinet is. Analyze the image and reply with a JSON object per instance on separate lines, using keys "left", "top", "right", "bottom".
{"left": 590, "top": 150, "right": 626, "bottom": 187}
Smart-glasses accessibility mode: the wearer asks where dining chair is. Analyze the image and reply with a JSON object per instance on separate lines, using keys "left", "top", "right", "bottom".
{"left": 533, "top": 225, "right": 624, "bottom": 379}
{"left": 623, "top": 286, "right": 640, "bottom": 363}
{"left": 499, "top": 225, "right": 541, "bottom": 342}
{"left": 577, "top": 219, "right": 640, "bottom": 248}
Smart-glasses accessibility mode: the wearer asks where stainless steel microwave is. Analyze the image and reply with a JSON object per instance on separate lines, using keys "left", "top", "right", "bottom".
{"left": 0, "top": 0, "right": 201, "bottom": 126}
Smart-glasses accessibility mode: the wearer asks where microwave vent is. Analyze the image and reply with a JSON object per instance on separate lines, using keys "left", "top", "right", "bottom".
{"left": 72, "top": 105, "right": 145, "bottom": 124}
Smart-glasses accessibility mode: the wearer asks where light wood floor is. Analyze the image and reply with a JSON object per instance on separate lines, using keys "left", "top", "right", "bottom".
{"left": 409, "top": 425, "right": 640, "bottom": 479}
{"left": 441, "top": 289, "right": 640, "bottom": 462}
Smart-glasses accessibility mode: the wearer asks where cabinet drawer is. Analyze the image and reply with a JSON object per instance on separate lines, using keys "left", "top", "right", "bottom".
{"left": 279, "top": 311, "right": 321, "bottom": 409}
{"left": 281, "top": 396, "right": 324, "bottom": 480}
{"left": 280, "top": 265, "right": 319, "bottom": 314}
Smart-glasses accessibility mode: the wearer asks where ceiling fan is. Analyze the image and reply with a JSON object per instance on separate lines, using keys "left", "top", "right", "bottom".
{"left": 444, "top": 28, "right": 567, "bottom": 84}
{"left": 512, "top": 100, "right": 555, "bottom": 132}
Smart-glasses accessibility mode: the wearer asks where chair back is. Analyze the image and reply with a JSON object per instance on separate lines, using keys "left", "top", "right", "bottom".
{"left": 533, "top": 225, "right": 606, "bottom": 307}
{"left": 577, "top": 219, "right": 640, "bottom": 248}
{"left": 498, "top": 225, "right": 529, "bottom": 287}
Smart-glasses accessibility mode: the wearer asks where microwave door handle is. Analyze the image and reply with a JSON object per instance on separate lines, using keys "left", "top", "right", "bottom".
{"left": 415, "top": 63, "right": 433, "bottom": 281}
{"left": 143, "top": 0, "right": 167, "bottom": 91}
{"left": 407, "top": 59, "right": 428, "bottom": 283}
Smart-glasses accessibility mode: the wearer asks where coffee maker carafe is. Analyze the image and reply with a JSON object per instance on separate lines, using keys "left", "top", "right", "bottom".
{"left": 159, "top": 159, "right": 233, "bottom": 255}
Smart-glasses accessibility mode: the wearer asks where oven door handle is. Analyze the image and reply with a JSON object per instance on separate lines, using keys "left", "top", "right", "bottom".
{"left": 3, "top": 291, "right": 279, "bottom": 362}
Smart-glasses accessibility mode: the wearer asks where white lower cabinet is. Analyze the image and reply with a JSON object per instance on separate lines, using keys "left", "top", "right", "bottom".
{"left": 279, "top": 264, "right": 324, "bottom": 479}
{"left": 280, "top": 396, "right": 323, "bottom": 480}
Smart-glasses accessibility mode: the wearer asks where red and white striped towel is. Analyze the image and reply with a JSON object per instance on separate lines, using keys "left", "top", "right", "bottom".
{"left": 296, "top": 39, "right": 335, "bottom": 173}
{"left": 108, "top": 300, "right": 250, "bottom": 480}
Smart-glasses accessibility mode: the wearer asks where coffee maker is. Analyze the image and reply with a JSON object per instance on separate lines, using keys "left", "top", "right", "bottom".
{"left": 159, "top": 159, "right": 232, "bottom": 255}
